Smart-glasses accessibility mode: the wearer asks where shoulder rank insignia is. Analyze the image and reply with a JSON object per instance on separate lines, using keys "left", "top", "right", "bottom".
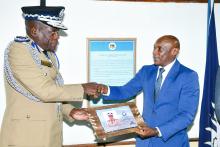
{"left": 14, "top": 36, "right": 30, "bottom": 42}
{"left": 41, "top": 60, "right": 52, "bottom": 67}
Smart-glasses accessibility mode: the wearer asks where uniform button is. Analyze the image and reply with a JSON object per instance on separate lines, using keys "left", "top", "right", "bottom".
{"left": 26, "top": 114, "right": 30, "bottom": 119}
{"left": 44, "top": 73, "right": 47, "bottom": 76}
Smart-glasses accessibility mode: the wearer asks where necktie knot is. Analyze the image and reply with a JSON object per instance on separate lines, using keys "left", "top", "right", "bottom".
{"left": 159, "top": 68, "right": 165, "bottom": 75}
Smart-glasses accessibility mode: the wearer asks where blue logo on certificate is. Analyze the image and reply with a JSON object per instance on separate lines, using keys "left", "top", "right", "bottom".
{"left": 96, "top": 106, "right": 137, "bottom": 133}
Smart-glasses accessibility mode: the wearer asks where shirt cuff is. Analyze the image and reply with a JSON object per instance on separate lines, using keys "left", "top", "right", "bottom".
{"left": 155, "top": 127, "right": 162, "bottom": 137}
{"left": 102, "top": 86, "right": 110, "bottom": 96}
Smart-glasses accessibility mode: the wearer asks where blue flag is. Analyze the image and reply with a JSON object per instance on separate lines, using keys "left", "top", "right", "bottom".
{"left": 199, "top": 0, "right": 219, "bottom": 146}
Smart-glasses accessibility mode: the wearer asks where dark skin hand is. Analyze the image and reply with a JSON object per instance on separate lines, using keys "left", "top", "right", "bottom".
{"left": 97, "top": 84, "right": 108, "bottom": 95}
{"left": 82, "top": 83, "right": 100, "bottom": 98}
{"left": 135, "top": 126, "right": 159, "bottom": 138}
{"left": 69, "top": 108, "right": 89, "bottom": 121}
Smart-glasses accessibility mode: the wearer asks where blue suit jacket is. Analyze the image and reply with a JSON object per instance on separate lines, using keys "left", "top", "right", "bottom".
{"left": 102, "top": 60, "right": 199, "bottom": 147}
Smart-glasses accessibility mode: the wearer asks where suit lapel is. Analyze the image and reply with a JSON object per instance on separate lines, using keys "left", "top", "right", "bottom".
{"left": 159, "top": 60, "right": 180, "bottom": 96}
{"left": 148, "top": 66, "right": 158, "bottom": 103}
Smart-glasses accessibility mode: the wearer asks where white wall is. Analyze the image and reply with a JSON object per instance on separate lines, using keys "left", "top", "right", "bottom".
{"left": 1, "top": 0, "right": 220, "bottom": 145}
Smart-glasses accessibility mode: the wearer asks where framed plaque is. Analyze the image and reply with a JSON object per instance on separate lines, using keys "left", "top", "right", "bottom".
{"left": 87, "top": 38, "right": 136, "bottom": 107}
{"left": 88, "top": 102, "right": 146, "bottom": 140}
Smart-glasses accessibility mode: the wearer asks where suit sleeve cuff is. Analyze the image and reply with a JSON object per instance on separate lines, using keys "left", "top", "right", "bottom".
{"left": 102, "top": 86, "right": 110, "bottom": 96}
{"left": 156, "top": 127, "right": 162, "bottom": 137}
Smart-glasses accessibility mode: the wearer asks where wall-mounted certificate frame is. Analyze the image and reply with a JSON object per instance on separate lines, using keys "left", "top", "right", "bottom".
{"left": 87, "top": 38, "right": 136, "bottom": 107}
{"left": 88, "top": 102, "right": 146, "bottom": 140}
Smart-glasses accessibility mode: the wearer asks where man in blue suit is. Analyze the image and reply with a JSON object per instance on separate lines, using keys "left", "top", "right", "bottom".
{"left": 97, "top": 35, "right": 200, "bottom": 147}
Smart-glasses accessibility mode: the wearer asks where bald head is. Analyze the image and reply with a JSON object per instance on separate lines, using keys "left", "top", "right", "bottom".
{"left": 156, "top": 35, "right": 180, "bottom": 49}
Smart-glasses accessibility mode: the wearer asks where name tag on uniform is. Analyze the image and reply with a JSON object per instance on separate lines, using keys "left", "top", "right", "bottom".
{"left": 41, "top": 60, "right": 52, "bottom": 67}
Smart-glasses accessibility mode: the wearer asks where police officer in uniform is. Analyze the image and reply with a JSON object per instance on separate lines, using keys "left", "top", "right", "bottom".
{"left": 0, "top": 1, "right": 98, "bottom": 147}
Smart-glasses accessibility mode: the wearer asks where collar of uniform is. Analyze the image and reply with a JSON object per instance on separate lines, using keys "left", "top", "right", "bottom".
{"left": 27, "top": 36, "right": 45, "bottom": 53}
{"left": 36, "top": 44, "right": 44, "bottom": 52}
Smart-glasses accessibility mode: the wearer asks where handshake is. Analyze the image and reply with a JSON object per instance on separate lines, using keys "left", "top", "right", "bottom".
{"left": 81, "top": 83, "right": 108, "bottom": 99}
{"left": 68, "top": 83, "right": 106, "bottom": 122}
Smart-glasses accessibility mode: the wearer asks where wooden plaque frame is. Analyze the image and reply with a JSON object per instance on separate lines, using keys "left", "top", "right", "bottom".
{"left": 88, "top": 102, "right": 146, "bottom": 140}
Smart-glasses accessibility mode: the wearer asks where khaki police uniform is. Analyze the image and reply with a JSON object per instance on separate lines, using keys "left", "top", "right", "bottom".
{"left": 0, "top": 38, "right": 84, "bottom": 147}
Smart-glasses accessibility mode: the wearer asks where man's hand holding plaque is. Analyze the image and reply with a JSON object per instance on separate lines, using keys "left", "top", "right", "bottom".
{"left": 135, "top": 126, "right": 159, "bottom": 138}
{"left": 69, "top": 108, "right": 89, "bottom": 121}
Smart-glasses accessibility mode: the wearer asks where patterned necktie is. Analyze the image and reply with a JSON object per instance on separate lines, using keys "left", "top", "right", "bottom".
{"left": 154, "top": 68, "right": 165, "bottom": 101}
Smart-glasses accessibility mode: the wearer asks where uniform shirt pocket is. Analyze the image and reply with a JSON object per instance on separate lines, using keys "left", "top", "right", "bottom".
{"left": 8, "top": 112, "right": 46, "bottom": 146}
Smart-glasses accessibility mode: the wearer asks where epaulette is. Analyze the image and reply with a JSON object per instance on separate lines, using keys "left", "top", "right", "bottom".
{"left": 14, "top": 36, "right": 30, "bottom": 42}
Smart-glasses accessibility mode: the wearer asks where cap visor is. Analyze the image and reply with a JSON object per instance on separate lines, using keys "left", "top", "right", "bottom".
{"left": 41, "top": 21, "right": 67, "bottom": 30}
